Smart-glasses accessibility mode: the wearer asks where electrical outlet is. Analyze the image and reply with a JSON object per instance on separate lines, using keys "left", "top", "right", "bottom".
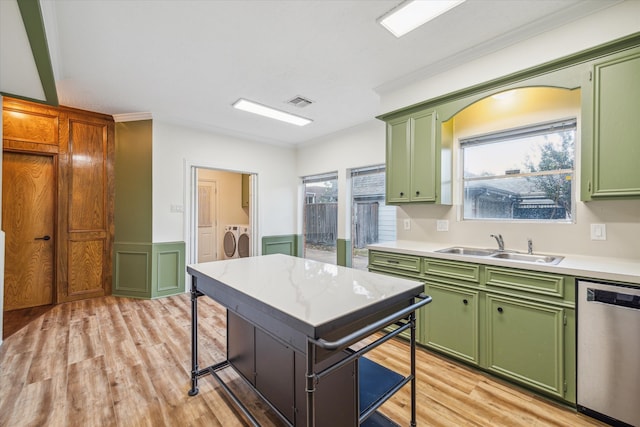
{"left": 403, "top": 219, "right": 411, "bottom": 230}
{"left": 170, "top": 204, "right": 184, "bottom": 213}
{"left": 590, "top": 223, "right": 606, "bottom": 240}
{"left": 436, "top": 220, "right": 449, "bottom": 232}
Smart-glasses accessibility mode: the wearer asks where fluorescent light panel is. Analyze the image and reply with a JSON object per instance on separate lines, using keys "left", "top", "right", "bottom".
{"left": 379, "top": 0, "right": 466, "bottom": 38}
{"left": 232, "top": 98, "right": 312, "bottom": 126}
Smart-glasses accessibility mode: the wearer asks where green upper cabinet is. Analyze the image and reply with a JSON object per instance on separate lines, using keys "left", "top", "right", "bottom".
{"left": 583, "top": 47, "right": 640, "bottom": 200}
{"left": 386, "top": 115, "right": 412, "bottom": 203}
{"left": 385, "top": 110, "right": 451, "bottom": 204}
{"left": 410, "top": 110, "right": 437, "bottom": 202}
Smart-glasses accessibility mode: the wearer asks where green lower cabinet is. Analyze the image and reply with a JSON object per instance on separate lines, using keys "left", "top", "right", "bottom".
{"left": 485, "top": 294, "right": 565, "bottom": 399}
{"left": 370, "top": 253, "right": 576, "bottom": 404}
{"left": 423, "top": 281, "right": 479, "bottom": 365}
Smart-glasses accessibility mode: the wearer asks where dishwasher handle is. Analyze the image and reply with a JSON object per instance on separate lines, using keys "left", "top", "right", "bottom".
{"left": 587, "top": 288, "right": 640, "bottom": 310}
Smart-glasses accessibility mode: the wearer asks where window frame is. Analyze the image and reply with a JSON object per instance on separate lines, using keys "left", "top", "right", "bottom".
{"left": 460, "top": 118, "right": 577, "bottom": 223}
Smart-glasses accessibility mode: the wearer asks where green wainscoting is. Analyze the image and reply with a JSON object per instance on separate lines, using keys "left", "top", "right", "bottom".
{"left": 152, "top": 242, "right": 185, "bottom": 298}
{"left": 114, "top": 241, "right": 185, "bottom": 298}
{"left": 261, "top": 236, "right": 352, "bottom": 267}
{"left": 262, "top": 235, "right": 302, "bottom": 257}
{"left": 114, "top": 243, "right": 152, "bottom": 298}
{"left": 337, "top": 238, "right": 352, "bottom": 267}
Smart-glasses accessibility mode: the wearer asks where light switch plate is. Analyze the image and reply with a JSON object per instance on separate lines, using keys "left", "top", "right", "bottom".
{"left": 436, "top": 220, "right": 449, "bottom": 232}
{"left": 590, "top": 223, "right": 606, "bottom": 240}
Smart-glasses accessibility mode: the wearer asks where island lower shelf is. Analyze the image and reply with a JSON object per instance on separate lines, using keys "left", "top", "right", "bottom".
{"left": 227, "top": 311, "right": 406, "bottom": 426}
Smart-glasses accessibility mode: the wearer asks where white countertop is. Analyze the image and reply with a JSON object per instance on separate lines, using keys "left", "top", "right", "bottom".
{"left": 368, "top": 240, "right": 640, "bottom": 286}
{"left": 188, "top": 253, "right": 423, "bottom": 328}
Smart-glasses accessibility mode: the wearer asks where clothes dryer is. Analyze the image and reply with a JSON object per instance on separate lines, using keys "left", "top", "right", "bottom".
{"left": 237, "top": 225, "right": 250, "bottom": 258}
{"left": 223, "top": 225, "right": 241, "bottom": 259}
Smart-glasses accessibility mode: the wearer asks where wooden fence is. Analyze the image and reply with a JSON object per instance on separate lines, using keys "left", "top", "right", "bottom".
{"left": 353, "top": 202, "right": 379, "bottom": 249}
{"left": 304, "top": 202, "right": 379, "bottom": 248}
{"left": 305, "top": 203, "right": 337, "bottom": 245}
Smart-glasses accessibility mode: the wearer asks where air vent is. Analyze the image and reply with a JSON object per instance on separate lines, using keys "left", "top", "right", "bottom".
{"left": 287, "top": 96, "right": 313, "bottom": 108}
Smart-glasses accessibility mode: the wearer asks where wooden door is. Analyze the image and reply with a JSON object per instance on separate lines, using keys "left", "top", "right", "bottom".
{"left": 197, "top": 179, "right": 217, "bottom": 262}
{"left": 57, "top": 109, "right": 114, "bottom": 302}
{"left": 2, "top": 151, "right": 55, "bottom": 310}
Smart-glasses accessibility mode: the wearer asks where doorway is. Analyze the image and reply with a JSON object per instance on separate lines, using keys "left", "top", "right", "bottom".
{"left": 2, "top": 151, "right": 56, "bottom": 336}
{"left": 302, "top": 172, "right": 338, "bottom": 264}
{"left": 350, "top": 165, "right": 396, "bottom": 270}
{"left": 191, "top": 167, "right": 254, "bottom": 264}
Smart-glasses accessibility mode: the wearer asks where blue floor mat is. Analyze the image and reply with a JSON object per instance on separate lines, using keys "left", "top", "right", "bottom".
{"left": 361, "top": 411, "right": 399, "bottom": 427}
{"left": 359, "top": 356, "right": 404, "bottom": 416}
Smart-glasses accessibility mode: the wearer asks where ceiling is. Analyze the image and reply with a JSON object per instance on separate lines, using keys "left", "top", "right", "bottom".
{"left": 4, "top": 0, "right": 622, "bottom": 146}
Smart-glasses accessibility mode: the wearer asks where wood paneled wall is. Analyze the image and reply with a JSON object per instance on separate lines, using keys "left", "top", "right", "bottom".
{"left": 2, "top": 97, "right": 115, "bottom": 304}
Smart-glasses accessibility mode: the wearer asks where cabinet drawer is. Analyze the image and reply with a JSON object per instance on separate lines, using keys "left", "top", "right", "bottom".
{"left": 424, "top": 258, "right": 480, "bottom": 283}
{"left": 369, "top": 251, "right": 422, "bottom": 275}
{"left": 485, "top": 267, "right": 564, "bottom": 298}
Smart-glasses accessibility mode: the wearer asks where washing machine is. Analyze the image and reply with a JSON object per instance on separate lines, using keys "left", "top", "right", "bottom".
{"left": 223, "top": 225, "right": 241, "bottom": 259}
{"left": 237, "top": 225, "right": 250, "bottom": 258}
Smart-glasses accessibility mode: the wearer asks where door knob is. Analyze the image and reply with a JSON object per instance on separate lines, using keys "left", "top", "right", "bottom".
{"left": 35, "top": 235, "right": 51, "bottom": 241}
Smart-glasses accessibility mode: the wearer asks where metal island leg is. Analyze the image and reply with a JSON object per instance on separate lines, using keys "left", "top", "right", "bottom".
{"left": 189, "top": 276, "right": 201, "bottom": 396}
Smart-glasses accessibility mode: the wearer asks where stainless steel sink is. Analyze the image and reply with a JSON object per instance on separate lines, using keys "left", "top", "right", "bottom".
{"left": 489, "top": 252, "right": 564, "bottom": 265}
{"left": 435, "top": 247, "right": 496, "bottom": 257}
{"left": 435, "top": 246, "right": 564, "bottom": 265}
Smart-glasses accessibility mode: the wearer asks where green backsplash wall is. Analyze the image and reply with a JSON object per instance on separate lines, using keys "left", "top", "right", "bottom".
{"left": 115, "top": 120, "right": 152, "bottom": 243}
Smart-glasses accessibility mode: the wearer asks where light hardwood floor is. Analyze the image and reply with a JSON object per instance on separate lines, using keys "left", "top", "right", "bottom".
{"left": 0, "top": 294, "right": 605, "bottom": 427}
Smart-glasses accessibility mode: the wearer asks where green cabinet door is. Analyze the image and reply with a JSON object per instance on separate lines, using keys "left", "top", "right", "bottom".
{"left": 386, "top": 116, "right": 411, "bottom": 203}
{"left": 385, "top": 110, "right": 441, "bottom": 204}
{"left": 411, "top": 110, "right": 437, "bottom": 202}
{"left": 486, "top": 294, "right": 565, "bottom": 399}
{"left": 424, "top": 281, "right": 478, "bottom": 365}
{"left": 587, "top": 49, "right": 640, "bottom": 199}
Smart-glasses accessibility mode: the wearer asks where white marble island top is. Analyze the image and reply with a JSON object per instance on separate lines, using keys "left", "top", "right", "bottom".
{"left": 187, "top": 254, "right": 424, "bottom": 348}
{"left": 368, "top": 240, "right": 640, "bottom": 286}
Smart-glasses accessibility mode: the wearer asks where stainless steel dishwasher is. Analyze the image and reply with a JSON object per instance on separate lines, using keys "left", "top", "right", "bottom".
{"left": 577, "top": 280, "right": 640, "bottom": 427}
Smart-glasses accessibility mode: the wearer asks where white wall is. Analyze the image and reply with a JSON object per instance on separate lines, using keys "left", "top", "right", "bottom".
{"left": 296, "top": 120, "right": 386, "bottom": 239}
{"left": 380, "top": 1, "right": 640, "bottom": 114}
{"left": 152, "top": 120, "right": 298, "bottom": 262}
{"left": 297, "top": 3, "right": 640, "bottom": 260}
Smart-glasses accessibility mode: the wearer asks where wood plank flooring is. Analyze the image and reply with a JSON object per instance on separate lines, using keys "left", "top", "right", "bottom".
{"left": 0, "top": 294, "right": 605, "bottom": 427}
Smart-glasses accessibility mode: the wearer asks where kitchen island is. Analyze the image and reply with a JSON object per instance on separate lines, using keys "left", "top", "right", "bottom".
{"left": 187, "top": 254, "right": 430, "bottom": 426}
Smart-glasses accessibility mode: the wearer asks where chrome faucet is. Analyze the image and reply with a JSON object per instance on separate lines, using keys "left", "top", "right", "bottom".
{"left": 490, "top": 234, "right": 505, "bottom": 251}
{"left": 527, "top": 238, "right": 533, "bottom": 255}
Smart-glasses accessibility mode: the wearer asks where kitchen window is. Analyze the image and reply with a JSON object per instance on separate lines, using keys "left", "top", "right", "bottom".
{"left": 461, "top": 119, "right": 576, "bottom": 222}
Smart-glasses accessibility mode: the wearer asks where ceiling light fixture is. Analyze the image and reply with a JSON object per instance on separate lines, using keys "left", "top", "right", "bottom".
{"left": 379, "top": 0, "right": 466, "bottom": 38}
{"left": 232, "top": 98, "right": 312, "bottom": 126}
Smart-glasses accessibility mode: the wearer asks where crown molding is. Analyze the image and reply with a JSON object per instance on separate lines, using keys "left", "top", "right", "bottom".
{"left": 112, "top": 112, "right": 153, "bottom": 122}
